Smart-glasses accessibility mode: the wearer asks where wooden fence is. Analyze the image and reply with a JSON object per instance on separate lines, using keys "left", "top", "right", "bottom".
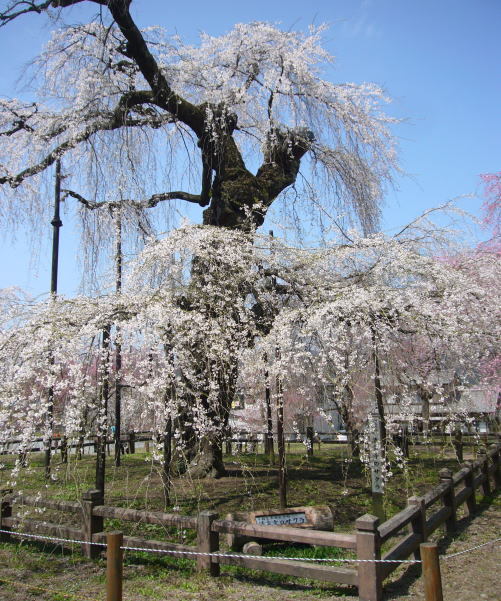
{"left": 2, "top": 430, "right": 498, "bottom": 457}
{"left": 1, "top": 443, "right": 499, "bottom": 601}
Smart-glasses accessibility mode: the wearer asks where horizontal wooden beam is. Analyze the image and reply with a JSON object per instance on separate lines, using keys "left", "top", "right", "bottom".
{"left": 380, "top": 532, "right": 421, "bottom": 580}
{"left": 212, "top": 519, "right": 357, "bottom": 549}
{"left": 92, "top": 505, "right": 197, "bottom": 530}
{"left": 452, "top": 467, "right": 471, "bottom": 486}
{"left": 4, "top": 494, "right": 81, "bottom": 514}
{"left": 425, "top": 506, "right": 451, "bottom": 537}
{"left": 378, "top": 505, "right": 420, "bottom": 543}
{"left": 93, "top": 532, "right": 194, "bottom": 556}
{"left": 454, "top": 486, "right": 472, "bottom": 507}
{"left": 2, "top": 517, "right": 82, "bottom": 542}
{"left": 423, "top": 481, "right": 450, "bottom": 509}
{"left": 215, "top": 552, "right": 358, "bottom": 585}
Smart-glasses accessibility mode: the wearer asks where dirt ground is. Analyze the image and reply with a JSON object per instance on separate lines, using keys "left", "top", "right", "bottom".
{"left": 0, "top": 499, "right": 498, "bottom": 601}
{"left": 384, "top": 500, "right": 500, "bottom": 601}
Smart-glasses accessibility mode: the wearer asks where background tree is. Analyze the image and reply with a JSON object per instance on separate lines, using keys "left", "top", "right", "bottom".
{"left": 479, "top": 172, "right": 500, "bottom": 244}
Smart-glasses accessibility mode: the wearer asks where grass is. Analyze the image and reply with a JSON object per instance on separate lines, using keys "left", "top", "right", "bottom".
{"left": 1, "top": 442, "right": 467, "bottom": 521}
{"left": 0, "top": 441, "right": 489, "bottom": 600}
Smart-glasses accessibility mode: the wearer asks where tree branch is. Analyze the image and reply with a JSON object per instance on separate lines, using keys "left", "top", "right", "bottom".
{"left": 254, "top": 127, "right": 314, "bottom": 219}
{"left": 105, "top": 0, "right": 205, "bottom": 136}
{"left": 0, "top": 0, "right": 106, "bottom": 26}
{"left": 2, "top": 0, "right": 205, "bottom": 137}
{"left": 63, "top": 188, "right": 207, "bottom": 209}
{"left": 0, "top": 91, "right": 174, "bottom": 188}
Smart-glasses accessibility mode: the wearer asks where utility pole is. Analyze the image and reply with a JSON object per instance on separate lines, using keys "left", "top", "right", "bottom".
{"left": 114, "top": 208, "right": 122, "bottom": 467}
{"left": 44, "top": 159, "right": 62, "bottom": 479}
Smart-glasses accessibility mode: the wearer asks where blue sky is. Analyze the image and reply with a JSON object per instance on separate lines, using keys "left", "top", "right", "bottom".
{"left": 0, "top": 0, "right": 499, "bottom": 297}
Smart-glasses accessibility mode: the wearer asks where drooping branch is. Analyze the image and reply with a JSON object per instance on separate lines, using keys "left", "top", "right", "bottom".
{"left": 0, "top": 0, "right": 106, "bottom": 26}
{"left": 0, "top": 91, "right": 175, "bottom": 188}
{"left": 63, "top": 188, "right": 207, "bottom": 209}
{"left": 2, "top": 0, "right": 205, "bottom": 138}
{"left": 0, "top": 1, "right": 53, "bottom": 25}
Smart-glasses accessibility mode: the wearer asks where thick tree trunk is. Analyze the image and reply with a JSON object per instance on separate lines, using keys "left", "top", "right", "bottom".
{"left": 339, "top": 386, "right": 360, "bottom": 457}
{"left": 175, "top": 346, "right": 236, "bottom": 478}
{"left": 176, "top": 112, "right": 312, "bottom": 478}
{"left": 161, "top": 416, "right": 172, "bottom": 507}
{"left": 187, "top": 439, "right": 225, "bottom": 479}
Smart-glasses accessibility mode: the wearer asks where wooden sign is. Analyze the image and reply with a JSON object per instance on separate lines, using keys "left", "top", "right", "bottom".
{"left": 226, "top": 505, "right": 333, "bottom": 550}
{"left": 255, "top": 512, "right": 307, "bottom": 526}
{"left": 369, "top": 412, "right": 384, "bottom": 494}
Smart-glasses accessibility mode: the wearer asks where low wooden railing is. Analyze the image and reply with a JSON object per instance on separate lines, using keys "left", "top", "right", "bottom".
{"left": 1, "top": 443, "right": 499, "bottom": 601}
{"left": 369, "top": 443, "right": 500, "bottom": 599}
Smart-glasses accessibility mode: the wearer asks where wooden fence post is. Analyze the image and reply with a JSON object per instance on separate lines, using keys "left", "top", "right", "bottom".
{"left": 356, "top": 514, "right": 382, "bottom": 601}
{"left": 420, "top": 542, "right": 443, "bottom": 601}
{"left": 490, "top": 444, "right": 500, "bottom": 489}
{"left": 128, "top": 431, "right": 135, "bottom": 454}
{"left": 408, "top": 496, "right": 427, "bottom": 558}
{"left": 197, "top": 511, "right": 219, "bottom": 576}
{"left": 82, "top": 489, "right": 104, "bottom": 559}
{"left": 0, "top": 489, "right": 12, "bottom": 543}
{"left": 439, "top": 468, "right": 456, "bottom": 534}
{"left": 462, "top": 462, "right": 477, "bottom": 515}
{"left": 106, "top": 531, "right": 123, "bottom": 601}
{"left": 478, "top": 449, "right": 491, "bottom": 496}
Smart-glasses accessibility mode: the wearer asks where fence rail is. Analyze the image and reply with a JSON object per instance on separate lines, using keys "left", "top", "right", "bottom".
{"left": 371, "top": 443, "right": 500, "bottom": 597}
{"left": 0, "top": 442, "right": 499, "bottom": 601}
{"left": 2, "top": 430, "right": 499, "bottom": 456}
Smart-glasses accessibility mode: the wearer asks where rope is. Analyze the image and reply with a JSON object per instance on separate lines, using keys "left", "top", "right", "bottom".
{"left": 0, "top": 527, "right": 414, "bottom": 563}
{"left": 441, "top": 537, "right": 501, "bottom": 560}
{"left": 119, "top": 543, "right": 419, "bottom": 563}
{"left": 1, "top": 528, "right": 499, "bottom": 564}
{"left": 0, "top": 528, "right": 105, "bottom": 546}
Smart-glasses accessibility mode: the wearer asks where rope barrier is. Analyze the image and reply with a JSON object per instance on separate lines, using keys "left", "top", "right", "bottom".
{"left": 441, "top": 537, "right": 501, "bottom": 560}
{"left": 0, "top": 528, "right": 105, "bottom": 546}
{"left": 119, "top": 543, "right": 420, "bottom": 563}
{"left": 1, "top": 528, "right": 499, "bottom": 564}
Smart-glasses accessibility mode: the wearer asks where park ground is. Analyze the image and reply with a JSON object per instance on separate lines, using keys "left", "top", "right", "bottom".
{"left": 0, "top": 443, "right": 499, "bottom": 600}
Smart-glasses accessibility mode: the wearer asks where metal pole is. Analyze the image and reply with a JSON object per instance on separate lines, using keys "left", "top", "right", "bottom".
{"left": 114, "top": 209, "right": 122, "bottom": 467}
{"left": 50, "top": 159, "right": 62, "bottom": 295}
{"left": 44, "top": 159, "right": 62, "bottom": 479}
{"left": 420, "top": 542, "right": 443, "bottom": 601}
{"left": 106, "top": 531, "right": 123, "bottom": 601}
